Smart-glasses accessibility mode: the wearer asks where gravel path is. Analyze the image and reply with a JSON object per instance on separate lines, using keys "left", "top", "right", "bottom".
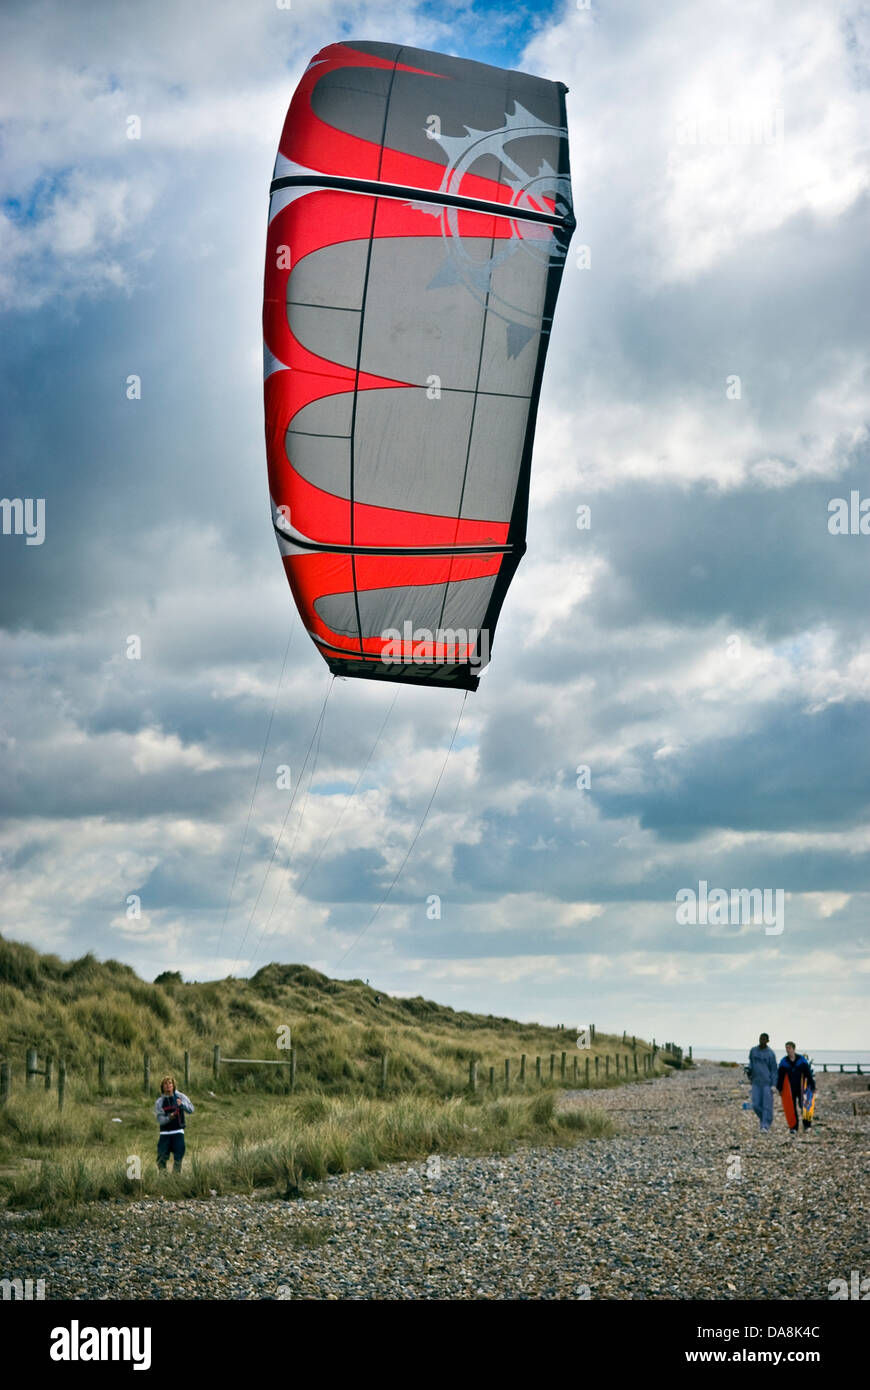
{"left": 2, "top": 1064, "right": 867, "bottom": 1300}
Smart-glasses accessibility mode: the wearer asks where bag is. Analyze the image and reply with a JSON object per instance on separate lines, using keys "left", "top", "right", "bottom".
{"left": 161, "top": 1094, "right": 184, "bottom": 1130}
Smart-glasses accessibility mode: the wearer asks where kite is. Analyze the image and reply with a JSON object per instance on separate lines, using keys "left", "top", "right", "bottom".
{"left": 263, "top": 41, "right": 574, "bottom": 689}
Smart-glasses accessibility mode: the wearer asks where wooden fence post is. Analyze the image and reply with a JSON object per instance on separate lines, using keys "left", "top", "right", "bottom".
{"left": 0, "top": 1061, "right": 9, "bottom": 1105}
{"left": 98, "top": 1054, "right": 106, "bottom": 1091}
{"left": 26, "top": 1048, "right": 37, "bottom": 1089}
{"left": 573, "top": 1057, "right": 578, "bottom": 1083}
{"left": 184, "top": 1050, "right": 190, "bottom": 1088}
{"left": 143, "top": 1053, "right": 150, "bottom": 1095}
{"left": 560, "top": 1051, "right": 566, "bottom": 1080}
{"left": 688, "top": 1046, "right": 693, "bottom": 1062}
{"left": 58, "top": 1059, "right": 66, "bottom": 1111}
{"left": 585, "top": 1057, "right": 590, "bottom": 1088}
{"left": 505, "top": 1059, "right": 510, "bottom": 1090}
{"left": 213, "top": 1045, "right": 221, "bottom": 1080}
{"left": 535, "top": 1056, "right": 542, "bottom": 1083}
{"left": 549, "top": 1054, "right": 555, "bottom": 1080}
{"left": 488, "top": 1066, "right": 495, "bottom": 1090}
{"left": 605, "top": 1056, "right": 610, "bottom": 1078}
{"left": 520, "top": 1054, "right": 526, "bottom": 1083}
{"left": 594, "top": 1056, "right": 600, "bottom": 1079}
{"left": 633, "top": 1051, "right": 638, "bottom": 1074}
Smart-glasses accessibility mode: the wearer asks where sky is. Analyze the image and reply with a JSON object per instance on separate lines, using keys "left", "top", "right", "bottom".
{"left": 0, "top": 0, "right": 868, "bottom": 1050}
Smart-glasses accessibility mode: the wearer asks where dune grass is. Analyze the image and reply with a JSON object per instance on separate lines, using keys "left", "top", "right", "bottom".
{"left": 0, "top": 935, "right": 668, "bottom": 1100}
{"left": 3, "top": 1084, "right": 615, "bottom": 1226}
{"left": 0, "top": 933, "right": 667, "bottom": 1220}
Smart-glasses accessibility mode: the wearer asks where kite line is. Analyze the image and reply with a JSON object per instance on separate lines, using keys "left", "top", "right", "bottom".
{"left": 246, "top": 687, "right": 401, "bottom": 975}
{"left": 333, "top": 689, "right": 469, "bottom": 970}
{"left": 230, "top": 671, "right": 334, "bottom": 974}
{"left": 215, "top": 621, "right": 294, "bottom": 962}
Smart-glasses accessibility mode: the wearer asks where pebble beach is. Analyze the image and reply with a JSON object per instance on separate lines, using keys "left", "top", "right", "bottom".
{"left": 3, "top": 1063, "right": 867, "bottom": 1300}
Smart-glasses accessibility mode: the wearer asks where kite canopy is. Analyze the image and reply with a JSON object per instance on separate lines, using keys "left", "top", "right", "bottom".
{"left": 263, "top": 41, "right": 574, "bottom": 690}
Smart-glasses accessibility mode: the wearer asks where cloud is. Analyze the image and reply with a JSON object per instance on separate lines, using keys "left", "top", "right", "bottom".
{"left": 0, "top": 0, "right": 867, "bottom": 1046}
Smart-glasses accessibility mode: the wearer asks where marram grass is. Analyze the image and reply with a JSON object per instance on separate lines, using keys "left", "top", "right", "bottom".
{"left": 0, "top": 933, "right": 670, "bottom": 1221}
{"left": 3, "top": 1084, "right": 615, "bottom": 1225}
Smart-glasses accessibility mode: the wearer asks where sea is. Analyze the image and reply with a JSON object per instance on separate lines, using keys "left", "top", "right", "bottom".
{"left": 693, "top": 1047, "right": 869, "bottom": 1067}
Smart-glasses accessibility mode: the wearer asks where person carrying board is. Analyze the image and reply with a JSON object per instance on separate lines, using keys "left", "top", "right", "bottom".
{"left": 777, "top": 1042, "right": 815, "bottom": 1137}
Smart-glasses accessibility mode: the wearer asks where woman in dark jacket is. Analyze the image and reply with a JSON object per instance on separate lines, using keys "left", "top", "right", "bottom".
{"left": 154, "top": 1074, "right": 194, "bottom": 1172}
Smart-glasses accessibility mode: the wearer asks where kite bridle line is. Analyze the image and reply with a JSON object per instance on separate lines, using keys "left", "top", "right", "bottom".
{"left": 333, "top": 689, "right": 469, "bottom": 971}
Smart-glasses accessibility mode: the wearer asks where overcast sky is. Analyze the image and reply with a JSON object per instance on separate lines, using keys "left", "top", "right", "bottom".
{"left": 1, "top": 0, "right": 867, "bottom": 1050}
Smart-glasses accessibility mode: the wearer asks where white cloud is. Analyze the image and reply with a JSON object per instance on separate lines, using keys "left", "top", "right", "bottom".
{"left": 0, "top": 171, "right": 156, "bottom": 310}
{"left": 0, "top": 0, "right": 867, "bottom": 1049}
{"left": 798, "top": 891, "right": 851, "bottom": 918}
{"left": 130, "top": 727, "right": 221, "bottom": 775}
{"left": 527, "top": 0, "right": 870, "bottom": 284}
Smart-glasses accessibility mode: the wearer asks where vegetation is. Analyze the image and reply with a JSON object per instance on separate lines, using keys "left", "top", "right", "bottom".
{"left": 0, "top": 933, "right": 673, "bottom": 1221}
{"left": 1, "top": 1085, "right": 617, "bottom": 1226}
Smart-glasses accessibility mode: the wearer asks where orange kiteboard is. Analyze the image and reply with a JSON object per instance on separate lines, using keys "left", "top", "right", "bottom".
{"left": 781, "top": 1082, "right": 797, "bottom": 1129}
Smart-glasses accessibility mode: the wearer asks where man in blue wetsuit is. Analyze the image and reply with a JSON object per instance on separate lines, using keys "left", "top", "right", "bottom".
{"left": 777, "top": 1042, "right": 815, "bottom": 1137}
{"left": 746, "top": 1032, "right": 778, "bottom": 1131}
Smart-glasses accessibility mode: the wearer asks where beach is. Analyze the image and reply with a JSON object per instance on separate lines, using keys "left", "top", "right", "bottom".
{"left": 2, "top": 1062, "right": 867, "bottom": 1301}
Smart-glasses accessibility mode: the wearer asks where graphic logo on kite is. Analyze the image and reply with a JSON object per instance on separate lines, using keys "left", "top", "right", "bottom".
{"left": 416, "top": 103, "right": 572, "bottom": 356}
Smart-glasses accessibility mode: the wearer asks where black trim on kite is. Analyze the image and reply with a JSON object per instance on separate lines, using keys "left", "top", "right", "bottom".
{"left": 270, "top": 173, "right": 576, "bottom": 231}
{"left": 310, "top": 635, "right": 482, "bottom": 692}
{"left": 325, "top": 656, "right": 481, "bottom": 692}
{"left": 273, "top": 522, "right": 514, "bottom": 557}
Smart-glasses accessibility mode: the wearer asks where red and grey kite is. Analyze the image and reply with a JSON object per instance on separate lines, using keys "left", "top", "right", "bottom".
{"left": 263, "top": 41, "right": 574, "bottom": 690}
